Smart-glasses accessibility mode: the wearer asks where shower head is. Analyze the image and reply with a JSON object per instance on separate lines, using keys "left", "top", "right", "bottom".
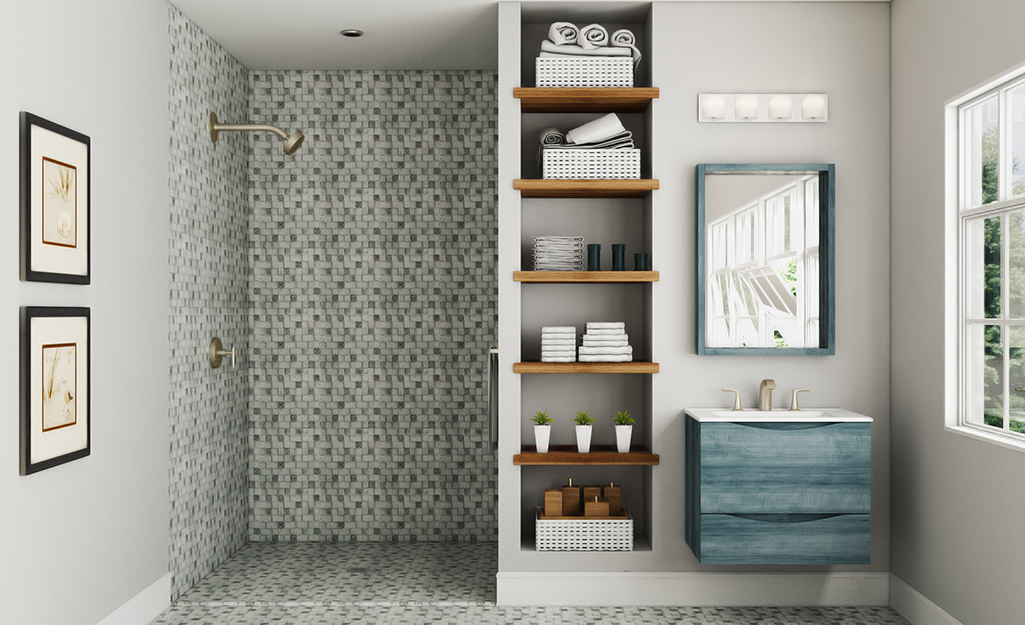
{"left": 284, "top": 131, "right": 305, "bottom": 156}
{"left": 209, "top": 112, "right": 305, "bottom": 155}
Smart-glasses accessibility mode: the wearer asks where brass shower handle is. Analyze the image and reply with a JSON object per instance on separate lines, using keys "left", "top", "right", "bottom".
{"left": 209, "top": 337, "right": 235, "bottom": 369}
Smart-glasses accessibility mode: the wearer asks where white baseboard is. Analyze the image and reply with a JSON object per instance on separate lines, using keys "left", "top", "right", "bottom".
{"left": 497, "top": 571, "right": 890, "bottom": 607}
{"left": 95, "top": 573, "right": 171, "bottom": 625}
{"left": 890, "top": 575, "right": 963, "bottom": 625}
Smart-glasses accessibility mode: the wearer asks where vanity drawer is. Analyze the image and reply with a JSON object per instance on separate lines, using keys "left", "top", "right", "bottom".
{"left": 696, "top": 513, "right": 870, "bottom": 565}
{"left": 698, "top": 422, "right": 870, "bottom": 514}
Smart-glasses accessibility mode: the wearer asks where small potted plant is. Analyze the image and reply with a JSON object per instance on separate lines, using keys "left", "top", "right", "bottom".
{"left": 573, "top": 410, "right": 595, "bottom": 453}
{"left": 532, "top": 410, "right": 553, "bottom": 454}
{"left": 613, "top": 410, "right": 635, "bottom": 453}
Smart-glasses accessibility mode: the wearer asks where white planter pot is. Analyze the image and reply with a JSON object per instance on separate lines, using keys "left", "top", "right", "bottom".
{"left": 615, "top": 425, "right": 633, "bottom": 453}
{"left": 575, "top": 425, "right": 592, "bottom": 454}
{"left": 534, "top": 425, "right": 551, "bottom": 454}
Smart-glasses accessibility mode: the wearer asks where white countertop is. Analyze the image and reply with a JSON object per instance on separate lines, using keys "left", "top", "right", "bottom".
{"left": 684, "top": 408, "right": 873, "bottom": 423}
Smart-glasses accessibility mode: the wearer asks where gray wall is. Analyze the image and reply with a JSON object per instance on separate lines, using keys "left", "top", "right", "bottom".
{"left": 891, "top": 0, "right": 1025, "bottom": 623}
{"left": 168, "top": 5, "right": 251, "bottom": 599}
{"left": 649, "top": 0, "right": 891, "bottom": 573}
{"left": 246, "top": 70, "right": 498, "bottom": 541}
{"left": 0, "top": 0, "right": 170, "bottom": 623}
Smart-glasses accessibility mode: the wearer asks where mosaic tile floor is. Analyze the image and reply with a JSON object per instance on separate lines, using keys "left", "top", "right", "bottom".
{"left": 155, "top": 542, "right": 909, "bottom": 624}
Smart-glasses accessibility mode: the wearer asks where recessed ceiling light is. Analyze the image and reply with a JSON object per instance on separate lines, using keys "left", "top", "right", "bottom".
{"left": 340, "top": 29, "right": 364, "bottom": 38}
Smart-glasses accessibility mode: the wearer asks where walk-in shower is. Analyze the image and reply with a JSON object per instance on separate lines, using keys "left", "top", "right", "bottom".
{"left": 209, "top": 111, "right": 305, "bottom": 155}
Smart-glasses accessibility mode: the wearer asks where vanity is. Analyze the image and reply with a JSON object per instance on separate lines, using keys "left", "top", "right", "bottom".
{"left": 684, "top": 408, "right": 871, "bottom": 564}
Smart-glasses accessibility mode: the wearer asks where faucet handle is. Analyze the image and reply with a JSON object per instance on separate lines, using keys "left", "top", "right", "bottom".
{"left": 722, "top": 388, "right": 743, "bottom": 411}
{"left": 789, "top": 388, "right": 811, "bottom": 411}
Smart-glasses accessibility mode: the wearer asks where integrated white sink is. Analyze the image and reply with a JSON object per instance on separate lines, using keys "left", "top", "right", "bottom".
{"left": 684, "top": 408, "right": 873, "bottom": 423}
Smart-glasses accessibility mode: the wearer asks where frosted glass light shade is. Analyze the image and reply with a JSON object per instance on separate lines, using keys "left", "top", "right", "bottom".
{"left": 701, "top": 95, "right": 726, "bottom": 120}
{"left": 768, "top": 95, "right": 793, "bottom": 119}
{"left": 802, "top": 95, "right": 827, "bottom": 120}
{"left": 735, "top": 95, "right": 759, "bottom": 119}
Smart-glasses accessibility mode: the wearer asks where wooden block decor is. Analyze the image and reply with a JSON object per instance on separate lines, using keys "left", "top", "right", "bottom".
{"left": 585, "top": 497, "right": 611, "bottom": 518}
{"left": 544, "top": 489, "right": 563, "bottom": 518}
{"left": 604, "top": 483, "right": 622, "bottom": 516}
{"left": 582, "top": 485, "right": 602, "bottom": 503}
{"left": 562, "top": 479, "right": 580, "bottom": 517}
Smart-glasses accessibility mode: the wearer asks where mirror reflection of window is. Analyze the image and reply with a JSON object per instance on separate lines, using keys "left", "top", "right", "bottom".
{"left": 706, "top": 174, "right": 820, "bottom": 348}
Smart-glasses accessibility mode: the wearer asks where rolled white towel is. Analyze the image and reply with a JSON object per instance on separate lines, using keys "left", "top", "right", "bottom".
{"left": 567, "top": 113, "right": 626, "bottom": 146}
{"left": 542, "top": 326, "right": 576, "bottom": 334}
{"left": 548, "top": 22, "right": 579, "bottom": 46}
{"left": 579, "top": 354, "right": 633, "bottom": 362}
{"left": 585, "top": 329, "right": 627, "bottom": 336}
{"left": 610, "top": 28, "right": 642, "bottom": 68}
{"left": 579, "top": 345, "right": 633, "bottom": 355}
{"left": 587, "top": 322, "right": 625, "bottom": 330}
{"left": 539, "top": 41, "right": 632, "bottom": 57}
{"left": 539, "top": 127, "right": 565, "bottom": 146}
{"left": 578, "top": 23, "right": 609, "bottom": 49}
{"left": 582, "top": 339, "right": 629, "bottom": 347}
{"left": 542, "top": 356, "right": 576, "bottom": 363}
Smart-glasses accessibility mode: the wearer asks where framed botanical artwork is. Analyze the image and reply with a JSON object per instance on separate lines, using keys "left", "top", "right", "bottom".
{"left": 20, "top": 112, "right": 91, "bottom": 284}
{"left": 21, "top": 307, "right": 91, "bottom": 475}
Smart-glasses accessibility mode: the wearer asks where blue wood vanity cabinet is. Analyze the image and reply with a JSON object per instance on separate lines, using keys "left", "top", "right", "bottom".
{"left": 684, "top": 410, "right": 871, "bottom": 564}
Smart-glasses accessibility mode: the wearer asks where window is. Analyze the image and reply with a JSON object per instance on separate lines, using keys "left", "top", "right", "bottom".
{"left": 707, "top": 176, "right": 820, "bottom": 348}
{"left": 955, "top": 70, "right": 1025, "bottom": 447}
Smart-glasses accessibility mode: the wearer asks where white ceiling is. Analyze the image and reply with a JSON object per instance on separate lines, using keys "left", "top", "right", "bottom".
{"left": 169, "top": 0, "right": 655, "bottom": 70}
{"left": 169, "top": 0, "right": 888, "bottom": 71}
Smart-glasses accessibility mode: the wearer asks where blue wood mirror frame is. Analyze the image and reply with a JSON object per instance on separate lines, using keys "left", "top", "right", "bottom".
{"left": 697, "top": 164, "right": 835, "bottom": 355}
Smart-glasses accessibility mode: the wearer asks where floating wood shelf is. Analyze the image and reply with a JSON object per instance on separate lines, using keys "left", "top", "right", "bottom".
{"left": 515, "top": 445, "right": 660, "bottom": 466}
{"left": 514, "top": 271, "right": 659, "bottom": 283}
{"left": 514, "top": 179, "right": 659, "bottom": 198}
{"left": 513, "top": 362, "right": 659, "bottom": 374}
{"left": 514, "top": 88, "right": 660, "bottom": 113}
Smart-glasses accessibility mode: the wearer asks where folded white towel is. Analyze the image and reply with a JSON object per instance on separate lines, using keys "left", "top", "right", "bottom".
{"left": 548, "top": 22, "right": 579, "bottom": 46}
{"left": 542, "top": 326, "right": 576, "bottom": 334}
{"left": 567, "top": 113, "right": 627, "bottom": 145}
{"left": 579, "top": 345, "right": 633, "bottom": 355}
{"left": 542, "top": 353, "right": 577, "bottom": 360}
{"left": 542, "top": 330, "right": 575, "bottom": 337}
{"left": 610, "top": 28, "right": 642, "bottom": 68}
{"left": 539, "top": 41, "right": 632, "bottom": 57}
{"left": 542, "top": 340, "right": 576, "bottom": 347}
{"left": 587, "top": 322, "right": 625, "bottom": 330}
{"left": 579, "top": 354, "right": 633, "bottom": 362}
{"left": 578, "top": 23, "right": 609, "bottom": 49}
{"left": 543, "top": 132, "right": 634, "bottom": 151}
{"left": 539, "top": 127, "right": 565, "bottom": 146}
{"left": 582, "top": 339, "right": 629, "bottom": 347}
{"left": 542, "top": 356, "right": 576, "bottom": 363}
{"left": 585, "top": 329, "right": 626, "bottom": 336}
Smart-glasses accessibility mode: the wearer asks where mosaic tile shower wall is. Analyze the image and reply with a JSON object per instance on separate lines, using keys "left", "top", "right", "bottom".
{"left": 169, "top": 5, "right": 251, "bottom": 598}
{"left": 247, "top": 70, "right": 498, "bottom": 541}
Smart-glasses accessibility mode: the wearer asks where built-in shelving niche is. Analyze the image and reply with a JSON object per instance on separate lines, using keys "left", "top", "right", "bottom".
{"left": 511, "top": 0, "right": 656, "bottom": 559}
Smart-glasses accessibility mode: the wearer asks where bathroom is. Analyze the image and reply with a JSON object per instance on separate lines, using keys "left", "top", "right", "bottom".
{"left": 2, "top": 1, "right": 1024, "bottom": 625}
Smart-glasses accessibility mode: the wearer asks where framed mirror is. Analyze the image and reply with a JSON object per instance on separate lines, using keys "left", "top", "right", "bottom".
{"left": 697, "top": 164, "right": 834, "bottom": 355}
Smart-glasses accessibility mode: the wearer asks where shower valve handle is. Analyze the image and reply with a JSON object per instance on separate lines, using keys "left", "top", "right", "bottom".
{"left": 209, "top": 337, "right": 235, "bottom": 369}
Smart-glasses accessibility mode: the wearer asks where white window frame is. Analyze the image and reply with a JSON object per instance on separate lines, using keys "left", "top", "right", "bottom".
{"left": 947, "top": 60, "right": 1025, "bottom": 453}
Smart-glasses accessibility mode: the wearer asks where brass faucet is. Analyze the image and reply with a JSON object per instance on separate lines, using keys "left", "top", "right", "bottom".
{"left": 758, "top": 379, "right": 776, "bottom": 411}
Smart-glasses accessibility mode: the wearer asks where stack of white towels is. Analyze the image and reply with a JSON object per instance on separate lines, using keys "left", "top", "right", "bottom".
{"left": 578, "top": 322, "right": 633, "bottom": 363}
{"left": 538, "top": 113, "right": 634, "bottom": 157}
{"left": 542, "top": 22, "right": 642, "bottom": 68}
{"left": 533, "top": 236, "right": 584, "bottom": 271}
{"left": 541, "top": 326, "right": 577, "bottom": 363}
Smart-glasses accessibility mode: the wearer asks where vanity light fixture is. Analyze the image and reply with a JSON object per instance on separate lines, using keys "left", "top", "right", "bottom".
{"left": 698, "top": 93, "right": 828, "bottom": 123}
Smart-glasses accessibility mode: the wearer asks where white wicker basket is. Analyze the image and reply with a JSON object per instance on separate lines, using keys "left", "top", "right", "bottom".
{"left": 536, "top": 57, "right": 633, "bottom": 88}
{"left": 535, "top": 507, "right": 633, "bottom": 551}
{"left": 543, "top": 149, "right": 641, "bottom": 179}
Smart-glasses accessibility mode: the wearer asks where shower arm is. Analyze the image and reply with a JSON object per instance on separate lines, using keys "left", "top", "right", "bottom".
{"left": 209, "top": 113, "right": 289, "bottom": 142}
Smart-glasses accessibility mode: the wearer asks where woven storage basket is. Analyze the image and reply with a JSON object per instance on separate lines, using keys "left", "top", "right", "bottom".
{"left": 535, "top": 507, "right": 633, "bottom": 551}
{"left": 543, "top": 149, "right": 641, "bottom": 179}
{"left": 536, "top": 57, "right": 633, "bottom": 88}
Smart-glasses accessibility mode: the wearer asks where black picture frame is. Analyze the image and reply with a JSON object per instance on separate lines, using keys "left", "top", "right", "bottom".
{"left": 21, "top": 307, "right": 91, "bottom": 475}
{"left": 20, "top": 112, "right": 91, "bottom": 284}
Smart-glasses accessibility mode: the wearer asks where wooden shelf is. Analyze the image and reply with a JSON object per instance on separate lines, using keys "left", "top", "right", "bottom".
{"left": 514, "top": 88, "right": 659, "bottom": 113}
{"left": 514, "top": 271, "right": 658, "bottom": 283}
{"left": 515, "top": 445, "right": 660, "bottom": 466}
{"left": 514, "top": 179, "right": 659, "bottom": 198}
{"left": 513, "top": 362, "right": 659, "bottom": 374}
